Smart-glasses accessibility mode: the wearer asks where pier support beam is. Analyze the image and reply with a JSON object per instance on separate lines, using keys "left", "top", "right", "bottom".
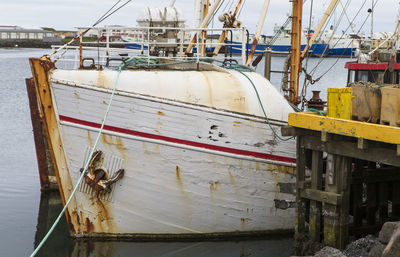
{"left": 291, "top": 126, "right": 400, "bottom": 254}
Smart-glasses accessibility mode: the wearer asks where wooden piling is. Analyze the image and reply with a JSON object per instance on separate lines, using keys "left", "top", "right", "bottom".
{"left": 288, "top": 112, "right": 400, "bottom": 253}
{"left": 264, "top": 48, "right": 271, "bottom": 80}
{"left": 295, "top": 136, "right": 307, "bottom": 235}
{"left": 309, "top": 150, "right": 323, "bottom": 242}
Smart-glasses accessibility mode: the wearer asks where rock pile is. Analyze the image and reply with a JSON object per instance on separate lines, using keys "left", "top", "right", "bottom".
{"left": 292, "top": 221, "right": 400, "bottom": 257}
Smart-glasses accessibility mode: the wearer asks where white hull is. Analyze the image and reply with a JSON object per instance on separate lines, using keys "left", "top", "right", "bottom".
{"left": 32, "top": 60, "right": 297, "bottom": 237}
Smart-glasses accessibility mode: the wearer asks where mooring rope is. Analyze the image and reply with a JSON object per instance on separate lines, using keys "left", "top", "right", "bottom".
{"left": 29, "top": 62, "right": 125, "bottom": 257}
{"left": 227, "top": 66, "right": 295, "bottom": 141}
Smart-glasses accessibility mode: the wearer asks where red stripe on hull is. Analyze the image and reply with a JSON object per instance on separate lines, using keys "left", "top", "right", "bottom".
{"left": 59, "top": 115, "right": 296, "bottom": 164}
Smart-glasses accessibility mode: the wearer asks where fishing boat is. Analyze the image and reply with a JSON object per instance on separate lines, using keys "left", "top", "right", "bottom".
{"left": 319, "top": 28, "right": 358, "bottom": 57}
{"left": 268, "top": 27, "right": 329, "bottom": 57}
{"left": 28, "top": 0, "right": 297, "bottom": 239}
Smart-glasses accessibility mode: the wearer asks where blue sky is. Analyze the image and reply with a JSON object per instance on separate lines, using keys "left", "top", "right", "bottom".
{"left": 0, "top": 0, "right": 398, "bottom": 35}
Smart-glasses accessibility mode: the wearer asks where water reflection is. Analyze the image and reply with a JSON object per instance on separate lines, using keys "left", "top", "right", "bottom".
{"left": 34, "top": 192, "right": 293, "bottom": 257}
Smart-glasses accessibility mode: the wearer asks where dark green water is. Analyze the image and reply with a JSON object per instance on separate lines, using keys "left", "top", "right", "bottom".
{"left": 0, "top": 48, "right": 348, "bottom": 257}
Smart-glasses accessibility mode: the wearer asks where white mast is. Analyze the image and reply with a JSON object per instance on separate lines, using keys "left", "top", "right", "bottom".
{"left": 169, "top": 0, "right": 176, "bottom": 7}
{"left": 193, "top": 0, "right": 204, "bottom": 28}
{"left": 246, "top": 0, "right": 271, "bottom": 66}
{"left": 370, "top": 0, "right": 374, "bottom": 38}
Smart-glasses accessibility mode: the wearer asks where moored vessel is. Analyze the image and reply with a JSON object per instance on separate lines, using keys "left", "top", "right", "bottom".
{"left": 28, "top": 0, "right": 297, "bottom": 239}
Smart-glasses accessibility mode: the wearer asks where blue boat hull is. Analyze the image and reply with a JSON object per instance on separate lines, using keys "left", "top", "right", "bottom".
{"left": 328, "top": 47, "right": 356, "bottom": 57}
{"left": 125, "top": 43, "right": 215, "bottom": 54}
{"left": 125, "top": 43, "right": 148, "bottom": 50}
{"left": 229, "top": 42, "right": 330, "bottom": 57}
{"left": 125, "top": 42, "right": 355, "bottom": 57}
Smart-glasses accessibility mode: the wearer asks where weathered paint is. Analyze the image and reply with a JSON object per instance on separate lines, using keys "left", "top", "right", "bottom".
{"left": 29, "top": 58, "right": 78, "bottom": 231}
{"left": 31, "top": 60, "right": 297, "bottom": 238}
{"left": 51, "top": 68, "right": 294, "bottom": 122}
{"left": 289, "top": 112, "right": 400, "bottom": 144}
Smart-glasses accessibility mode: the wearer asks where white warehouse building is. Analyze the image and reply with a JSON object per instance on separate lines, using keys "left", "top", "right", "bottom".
{"left": 0, "top": 26, "right": 54, "bottom": 40}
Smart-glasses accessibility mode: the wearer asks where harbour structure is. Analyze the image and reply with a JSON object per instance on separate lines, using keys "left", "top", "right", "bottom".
{"left": 0, "top": 25, "right": 55, "bottom": 40}
{"left": 284, "top": 0, "right": 400, "bottom": 254}
{"left": 27, "top": 0, "right": 298, "bottom": 240}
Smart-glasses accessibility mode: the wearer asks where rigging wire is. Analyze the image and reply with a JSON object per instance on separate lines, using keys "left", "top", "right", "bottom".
{"left": 237, "top": 0, "right": 246, "bottom": 18}
{"left": 49, "top": 0, "right": 132, "bottom": 59}
{"left": 93, "top": 0, "right": 123, "bottom": 28}
{"left": 301, "top": 0, "right": 315, "bottom": 110}
{"left": 339, "top": 0, "right": 357, "bottom": 34}
{"left": 222, "top": 0, "right": 232, "bottom": 12}
{"left": 317, "top": 0, "right": 379, "bottom": 74}
{"left": 208, "top": 0, "right": 226, "bottom": 26}
{"left": 301, "top": 0, "right": 378, "bottom": 102}
{"left": 228, "top": 0, "right": 235, "bottom": 12}
{"left": 300, "top": 0, "right": 368, "bottom": 99}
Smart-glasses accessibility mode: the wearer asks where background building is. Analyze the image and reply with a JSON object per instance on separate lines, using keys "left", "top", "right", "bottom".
{"left": 0, "top": 26, "right": 55, "bottom": 40}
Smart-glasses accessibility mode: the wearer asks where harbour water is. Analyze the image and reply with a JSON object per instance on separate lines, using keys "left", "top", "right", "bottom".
{"left": 0, "top": 48, "right": 348, "bottom": 257}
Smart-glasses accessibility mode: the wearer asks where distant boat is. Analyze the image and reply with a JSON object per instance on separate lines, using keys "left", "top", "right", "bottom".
{"left": 320, "top": 28, "right": 358, "bottom": 57}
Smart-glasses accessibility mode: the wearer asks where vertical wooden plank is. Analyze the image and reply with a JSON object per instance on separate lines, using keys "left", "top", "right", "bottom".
{"left": 309, "top": 150, "right": 323, "bottom": 242}
{"left": 264, "top": 48, "right": 271, "bottom": 80}
{"left": 367, "top": 183, "right": 377, "bottom": 226}
{"left": 324, "top": 154, "right": 340, "bottom": 247}
{"left": 26, "top": 77, "right": 50, "bottom": 190}
{"left": 379, "top": 182, "right": 388, "bottom": 224}
{"left": 352, "top": 160, "right": 363, "bottom": 228}
{"left": 324, "top": 155, "right": 351, "bottom": 249}
{"left": 392, "top": 182, "right": 400, "bottom": 218}
{"left": 296, "top": 136, "right": 307, "bottom": 236}
{"left": 338, "top": 156, "right": 352, "bottom": 250}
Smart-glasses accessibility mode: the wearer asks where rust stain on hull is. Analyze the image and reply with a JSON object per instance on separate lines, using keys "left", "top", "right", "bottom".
{"left": 30, "top": 57, "right": 79, "bottom": 231}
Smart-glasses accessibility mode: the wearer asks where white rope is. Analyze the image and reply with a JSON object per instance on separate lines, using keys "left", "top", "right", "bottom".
{"left": 29, "top": 63, "right": 124, "bottom": 257}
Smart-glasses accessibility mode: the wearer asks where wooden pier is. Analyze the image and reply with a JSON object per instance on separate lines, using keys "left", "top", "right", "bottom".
{"left": 284, "top": 112, "right": 400, "bottom": 254}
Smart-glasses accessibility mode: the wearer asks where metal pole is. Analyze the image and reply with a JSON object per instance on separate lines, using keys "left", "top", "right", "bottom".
{"left": 241, "top": 27, "right": 246, "bottom": 65}
{"left": 264, "top": 48, "right": 272, "bottom": 80}
{"left": 371, "top": 0, "right": 374, "bottom": 39}
{"left": 79, "top": 35, "right": 83, "bottom": 68}
{"left": 289, "top": 0, "right": 303, "bottom": 105}
{"left": 246, "top": 0, "right": 271, "bottom": 66}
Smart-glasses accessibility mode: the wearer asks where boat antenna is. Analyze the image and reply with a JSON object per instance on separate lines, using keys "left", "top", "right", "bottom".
{"left": 47, "top": 0, "right": 132, "bottom": 59}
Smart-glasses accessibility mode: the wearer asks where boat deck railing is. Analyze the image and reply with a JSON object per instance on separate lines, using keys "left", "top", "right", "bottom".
{"left": 50, "top": 26, "right": 248, "bottom": 69}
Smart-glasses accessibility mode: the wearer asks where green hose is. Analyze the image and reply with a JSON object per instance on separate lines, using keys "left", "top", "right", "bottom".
{"left": 307, "top": 108, "right": 326, "bottom": 116}
{"left": 226, "top": 65, "right": 295, "bottom": 142}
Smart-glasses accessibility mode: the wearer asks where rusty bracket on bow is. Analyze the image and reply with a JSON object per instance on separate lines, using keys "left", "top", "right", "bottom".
{"left": 80, "top": 150, "right": 124, "bottom": 194}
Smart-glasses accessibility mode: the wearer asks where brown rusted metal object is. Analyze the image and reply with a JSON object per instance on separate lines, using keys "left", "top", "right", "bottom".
{"left": 307, "top": 90, "right": 326, "bottom": 110}
{"left": 212, "top": 0, "right": 244, "bottom": 56}
{"left": 246, "top": 38, "right": 259, "bottom": 66}
{"left": 81, "top": 150, "right": 125, "bottom": 193}
{"left": 289, "top": 0, "right": 303, "bottom": 105}
{"left": 29, "top": 57, "right": 76, "bottom": 227}
{"left": 79, "top": 42, "right": 83, "bottom": 68}
{"left": 26, "top": 77, "right": 51, "bottom": 190}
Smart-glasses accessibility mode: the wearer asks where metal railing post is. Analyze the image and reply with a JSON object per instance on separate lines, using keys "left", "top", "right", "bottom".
{"left": 241, "top": 27, "right": 246, "bottom": 65}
